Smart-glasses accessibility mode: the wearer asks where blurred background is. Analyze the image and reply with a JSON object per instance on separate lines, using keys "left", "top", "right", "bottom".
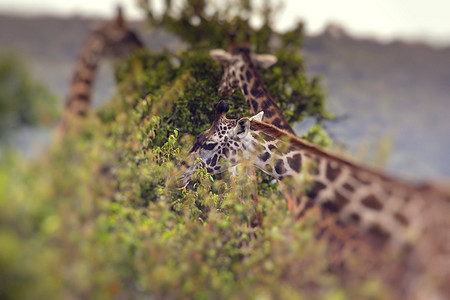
{"left": 0, "top": 0, "right": 449, "bottom": 181}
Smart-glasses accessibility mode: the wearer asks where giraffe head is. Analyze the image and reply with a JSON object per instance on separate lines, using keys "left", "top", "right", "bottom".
{"left": 94, "top": 6, "right": 144, "bottom": 57}
{"left": 180, "top": 101, "right": 264, "bottom": 186}
{"left": 210, "top": 36, "right": 277, "bottom": 98}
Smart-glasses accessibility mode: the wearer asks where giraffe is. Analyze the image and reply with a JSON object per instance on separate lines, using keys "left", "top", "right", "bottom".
{"left": 210, "top": 35, "right": 295, "bottom": 135}
{"left": 210, "top": 36, "right": 298, "bottom": 226}
{"left": 58, "top": 7, "right": 144, "bottom": 133}
{"left": 180, "top": 101, "right": 450, "bottom": 299}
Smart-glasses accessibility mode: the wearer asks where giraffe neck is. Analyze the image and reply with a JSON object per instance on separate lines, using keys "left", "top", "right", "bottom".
{"left": 236, "top": 61, "right": 295, "bottom": 135}
{"left": 65, "top": 32, "right": 106, "bottom": 117}
{"left": 245, "top": 121, "right": 450, "bottom": 297}
{"left": 245, "top": 120, "right": 435, "bottom": 247}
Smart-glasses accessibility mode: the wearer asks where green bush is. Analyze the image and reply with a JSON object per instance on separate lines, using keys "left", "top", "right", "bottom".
{"left": 0, "top": 2, "right": 393, "bottom": 299}
{"left": 0, "top": 53, "right": 58, "bottom": 138}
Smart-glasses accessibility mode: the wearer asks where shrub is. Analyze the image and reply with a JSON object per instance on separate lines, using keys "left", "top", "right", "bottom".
{"left": 0, "top": 1, "right": 392, "bottom": 299}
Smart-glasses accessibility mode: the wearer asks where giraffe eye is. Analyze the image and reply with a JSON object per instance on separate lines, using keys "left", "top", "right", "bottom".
{"left": 203, "top": 142, "right": 218, "bottom": 151}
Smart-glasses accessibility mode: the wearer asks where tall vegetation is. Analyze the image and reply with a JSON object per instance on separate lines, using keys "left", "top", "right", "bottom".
{"left": 0, "top": 53, "right": 58, "bottom": 138}
{"left": 0, "top": 1, "right": 393, "bottom": 299}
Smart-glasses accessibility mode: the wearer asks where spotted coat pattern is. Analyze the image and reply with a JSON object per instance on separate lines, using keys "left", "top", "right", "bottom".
{"left": 211, "top": 47, "right": 295, "bottom": 134}
{"left": 182, "top": 102, "right": 450, "bottom": 299}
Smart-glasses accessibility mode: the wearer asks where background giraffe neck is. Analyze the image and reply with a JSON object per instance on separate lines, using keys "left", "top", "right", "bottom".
{"left": 64, "top": 32, "right": 106, "bottom": 117}
{"left": 58, "top": 17, "right": 143, "bottom": 135}
{"left": 247, "top": 120, "right": 448, "bottom": 247}
{"left": 238, "top": 63, "right": 295, "bottom": 135}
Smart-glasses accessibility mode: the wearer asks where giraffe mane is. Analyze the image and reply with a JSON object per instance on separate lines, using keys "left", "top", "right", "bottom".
{"left": 249, "top": 120, "right": 420, "bottom": 189}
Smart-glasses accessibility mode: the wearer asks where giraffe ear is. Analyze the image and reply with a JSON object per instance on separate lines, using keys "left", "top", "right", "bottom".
{"left": 210, "top": 49, "right": 233, "bottom": 65}
{"left": 250, "top": 111, "right": 264, "bottom": 122}
{"left": 251, "top": 54, "right": 277, "bottom": 68}
{"left": 233, "top": 118, "right": 250, "bottom": 139}
{"left": 115, "top": 6, "right": 125, "bottom": 28}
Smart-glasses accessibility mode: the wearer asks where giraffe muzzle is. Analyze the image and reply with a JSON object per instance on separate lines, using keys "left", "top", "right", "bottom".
{"left": 218, "top": 86, "right": 233, "bottom": 98}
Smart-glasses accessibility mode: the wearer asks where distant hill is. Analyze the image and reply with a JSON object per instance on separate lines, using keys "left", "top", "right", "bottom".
{"left": 0, "top": 14, "right": 180, "bottom": 107}
{"left": 302, "top": 24, "right": 450, "bottom": 179}
{"left": 0, "top": 14, "right": 448, "bottom": 180}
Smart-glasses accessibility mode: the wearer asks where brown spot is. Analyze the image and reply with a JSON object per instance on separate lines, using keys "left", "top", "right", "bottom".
{"left": 264, "top": 109, "right": 273, "bottom": 118}
{"left": 239, "top": 74, "right": 244, "bottom": 81}
{"left": 203, "top": 142, "right": 218, "bottom": 151}
{"left": 272, "top": 118, "right": 282, "bottom": 129}
{"left": 258, "top": 152, "right": 271, "bottom": 162}
{"left": 222, "top": 148, "right": 229, "bottom": 158}
{"left": 361, "top": 195, "right": 383, "bottom": 211}
{"left": 342, "top": 183, "right": 355, "bottom": 192}
{"left": 307, "top": 181, "right": 327, "bottom": 198}
{"left": 243, "top": 84, "right": 248, "bottom": 95}
{"left": 210, "top": 154, "right": 218, "bottom": 166}
{"left": 326, "top": 162, "right": 341, "bottom": 181}
{"left": 334, "top": 191, "right": 349, "bottom": 209}
{"left": 275, "top": 159, "right": 286, "bottom": 175}
{"left": 246, "top": 70, "right": 252, "bottom": 81}
{"left": 322, "top": 201, "right": 339, "bottom": 213}
{"left": 287, "top": 154, "right": 302, "bottom": 172}
{"left": 394, "top": 212, "right": 409, "bottom": 226}
{"left": 261, "top": 133, "right": 276, "bottom": 142}
{"left": 75, "top": 93, "right": 89, "bottom": 102}
{"left": 251, "top": 87, "right": 261, "bottom": 97}
{"left": 251, "top": 99, "right": 259, "bottom": 112}
{"left": 368, "top": 224, "right": 390, "bottom": 241}
{"left": 268, "top": 144, "right": 277, "bottom": 151}
{"left": 349, "top": 213, "right": 360, "bottom": 224}
{"left": 261, "top": 100, "right": 270, "bottom": 110}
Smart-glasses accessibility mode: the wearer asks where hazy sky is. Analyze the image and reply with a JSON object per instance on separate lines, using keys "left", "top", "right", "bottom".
{"left": 0, "top": 0, "right": 449, "bottom": 46}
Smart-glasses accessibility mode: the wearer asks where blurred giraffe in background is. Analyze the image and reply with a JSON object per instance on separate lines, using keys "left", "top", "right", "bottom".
{"left": 58, "top": 6, "right": 144, "bottom": 134}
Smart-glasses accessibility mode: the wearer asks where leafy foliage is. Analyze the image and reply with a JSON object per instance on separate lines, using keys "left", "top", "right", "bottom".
{"left": 0, "top": 1, "right": 393, "bottom": 299}
{"left": 0, "top": 90, "right": 387, "bottom": 298}
{"left": 0, "top": 53, "right": 58, "bottom": 138}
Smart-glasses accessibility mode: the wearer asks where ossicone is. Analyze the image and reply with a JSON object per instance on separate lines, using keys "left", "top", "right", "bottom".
{"left": 216, "top": 101, "right": 229, "bottom": 115}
